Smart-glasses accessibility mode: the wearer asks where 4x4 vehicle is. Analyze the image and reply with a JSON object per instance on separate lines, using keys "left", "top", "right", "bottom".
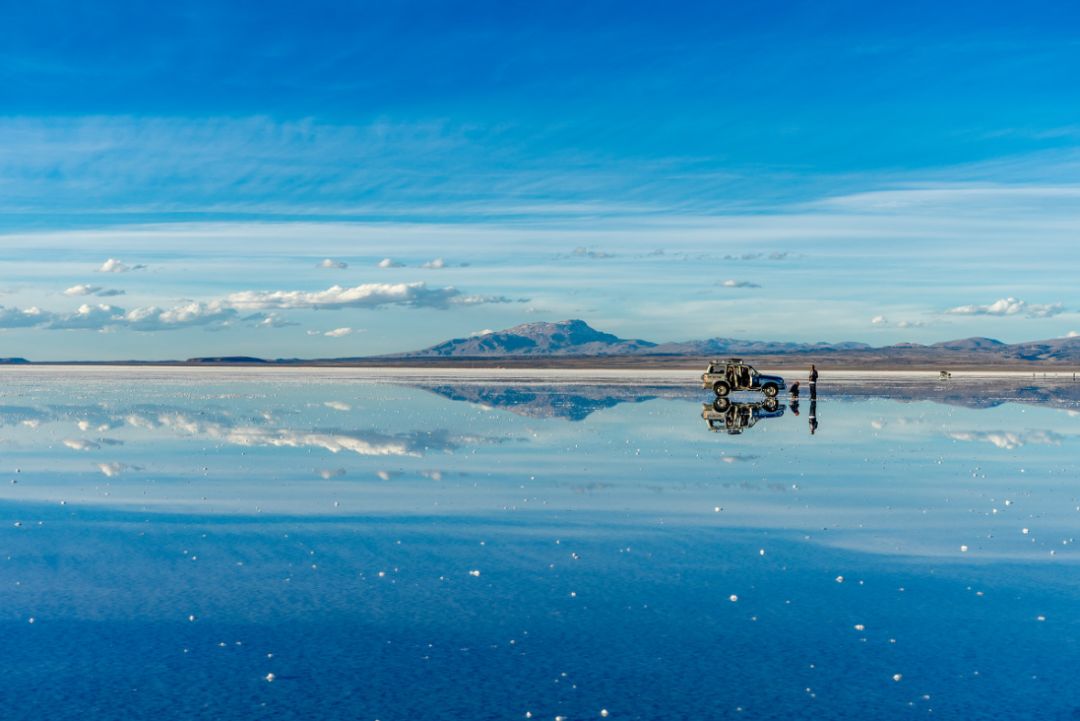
{"left": 701, "top": 398, "right": 785, "bottom": 434}
{"left": 701, "top": 359, "right": 786, "bottom": 397}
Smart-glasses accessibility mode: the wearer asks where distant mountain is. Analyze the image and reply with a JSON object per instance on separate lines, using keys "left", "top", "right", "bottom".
{"left": 649, "top": 338, "right": 873, "bottom": 355}
{"left": 389, "top": 320, "right": 1080, "bottom": 365}
{"left": 401, "top": 319, "right": 657, "bottom": 357}
{"left": 930, "top": 337, "right": 1006, "bottom": 352}
{"left": 185, "top": 356, "right": 268, "bottom": 364}
{"left": 395, "top": 320, "right": 900, "bottom": 358}
{"left": 0, "top": 357, "right": 30, "bottom": 364}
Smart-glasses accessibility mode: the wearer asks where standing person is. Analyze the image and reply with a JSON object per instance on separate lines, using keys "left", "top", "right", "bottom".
{"left": 809, "top": 364, "right": 819, "bottom": 399}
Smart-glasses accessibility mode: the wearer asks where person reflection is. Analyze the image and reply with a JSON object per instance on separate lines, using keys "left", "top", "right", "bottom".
{"left": 790, "top": 399, "right": 800, "bottom": 416}
{"left": 809, "top": 399, "right": 818, "bottom": 435}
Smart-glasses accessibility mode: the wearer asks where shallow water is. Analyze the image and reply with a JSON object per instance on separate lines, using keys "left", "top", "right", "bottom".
{"left": 2, "top": 370, "right": 1079, "bottom": 719}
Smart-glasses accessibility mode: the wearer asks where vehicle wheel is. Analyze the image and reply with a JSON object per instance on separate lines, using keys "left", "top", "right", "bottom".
{"left": 713, "top": 381, "right": 730, "bottom": 396}
{"left": 713, "top": 398, "right": 731, "bottom": 412}
{"left": 762, "top": 384, "right": 778, "bottom": 397}
{"left": 763, "top": 397, "right": 779, "bottom": 412}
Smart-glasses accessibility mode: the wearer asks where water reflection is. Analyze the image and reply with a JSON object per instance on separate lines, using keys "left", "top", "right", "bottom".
{"left": 2, "top": 370, "right": 1080, "bottom": 719}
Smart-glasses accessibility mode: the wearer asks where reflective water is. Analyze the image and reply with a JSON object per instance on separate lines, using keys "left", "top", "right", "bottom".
{"left": 2, "top": 369, "right": 1080, "bottom": 719}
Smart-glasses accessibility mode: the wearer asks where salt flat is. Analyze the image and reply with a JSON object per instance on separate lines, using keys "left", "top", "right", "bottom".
{"left": 1, "top": 371, "right": 1079, "bottom": 719}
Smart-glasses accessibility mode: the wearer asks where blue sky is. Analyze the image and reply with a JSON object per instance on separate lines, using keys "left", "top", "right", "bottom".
{"left": 1, "top": 0, "right": 1079, "bottom": 359}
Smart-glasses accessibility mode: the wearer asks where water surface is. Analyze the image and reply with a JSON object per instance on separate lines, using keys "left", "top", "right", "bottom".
{"left": 2, "top": 369, "right": 1079, "bottom": 720}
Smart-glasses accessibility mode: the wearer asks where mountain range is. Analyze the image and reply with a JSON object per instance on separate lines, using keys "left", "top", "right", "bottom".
{"left": 386, "top": 319, "right": 1080, "bottom": 364}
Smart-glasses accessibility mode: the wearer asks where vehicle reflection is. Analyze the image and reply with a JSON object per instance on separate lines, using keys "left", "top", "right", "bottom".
{"left": 701, "top": 397, "right": 785, "bottom": 434}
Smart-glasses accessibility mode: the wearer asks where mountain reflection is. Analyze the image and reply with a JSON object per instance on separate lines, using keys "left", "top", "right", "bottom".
{"left": 415, "top": 383, "right": 688, "bottom": 421}
{"left": 411, "top": 377, "right": 1080, "bottom": 420}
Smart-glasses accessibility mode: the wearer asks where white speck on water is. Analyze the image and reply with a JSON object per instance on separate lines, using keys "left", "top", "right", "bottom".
{"left": 853, "top": 624, "right": 865, "bottom": 631}
{"left": 960, "top": 545, "right": 969, "bottom": 552}
{"left": 600, "top": 710, "right": 609, "bottom": 717}
{"left": 758, "top": 549, "right": 765, "bottom": 556}
{"left": 1022, "top": 528, "right": 1030, "bottom": 535}
{"left": 1036, "top": 615, "right": 1046, "bottom": 622}
{"left": 729, "top": 594, "right": 738, "bottom": 602}
{"left": 188, "top": 614, "right": 197, "bottom": 622}
{"left": 468, "top": 569, "right": 481, "bottom": 577}
{"left": 835, "top": 576, "right": 844, "bottom": 583}
{"left": 892, "top": 674, "right": 903, "bottom": 682}
{"left": 265, "top": 673, "right": 275, "bottom": 682}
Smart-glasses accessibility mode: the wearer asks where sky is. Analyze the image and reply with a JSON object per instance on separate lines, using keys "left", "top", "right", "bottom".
{"left": 1, "top": 0, "right": 1079, "bottom": 360}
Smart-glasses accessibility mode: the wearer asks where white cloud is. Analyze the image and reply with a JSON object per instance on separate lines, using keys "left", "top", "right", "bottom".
{"left": 469, "top": 329, "right": 495, "bottom": 337}
{"left": 871, "top": 315, "right": 888, "bottom": 325}
{"left": 721, "top": 279, "right": 761, "bottom": 288}
{"left": 48, "top": 304, "right": 124, "bottom": 330}
{"left": 227, "top": 282, "right": 466, "bottom": 310}
{"left": 324, "top": 327, "right": 355, "bottom": 338}
{"left": 948, "top": 430, "right": 1064, "bottom": 450}
{"left": 422, "top": 258, "right": 446, "bottom": 269}
{"left": 245, "top": 312, "right": 296, "bottom": 329}
{"left": 64, "top": 284, "right": 125, "bottom": 297}
{"left": 98, "top": 462, "right": 127, "bottom": 477}
{"left": 723, "top": 251, "right": 791, "bottom": 261}
{"left": 318, "top": 258, "right": 348, "bottom": 269}
{"left": 945, "top": 297, "right": 1064, "bottom": 318}
{"left": 897, "top": 320, "right": 926, "bottom": 328}
{"left": 0, "top": 305, "right": 51, "bottom": 329}
{"left": 63, "top": 438, "right": 100, "bottom": 451}
{"left": 122, "top": 301, "right": 236, "bottom": 331}
{"left": 97, "top": 258, "right": 145, "bottom": 273}
{"left": 378, "top": 258, "right": 404, "bottom": 268}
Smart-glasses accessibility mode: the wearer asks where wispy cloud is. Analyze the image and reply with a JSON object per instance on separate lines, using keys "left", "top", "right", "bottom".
{"left": 97, "top": 258, "right": 145, "bottom": 273}
{"left": 64, "top": 284, "right": 125, "bottom": 297}
{"left": 324, "top": 327, "right": 356, "bottom": 337}
{"left": 722, "top": 252, "right": 790, "bottom": 261}
{"left": 318, "top": 258, "right": 348, "bottom": 269}
{"left": 228, "top": 282, "right": 466, "bottom": 310}
{"left": 720, "top": 279, "right": 761, "bottom": 289}
{"left": 378, "top": 258, "right": 405, "bottom": 268}
{"left": 945, "top": 297, "right": 1065, "bottom": 319}
{"left": 0, "top": 280, "right": 522, "bottom": 333}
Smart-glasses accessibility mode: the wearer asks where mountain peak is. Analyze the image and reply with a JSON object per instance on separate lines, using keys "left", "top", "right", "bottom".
{"left": 403, "top": 319, "right": 657, "bottom": 357}
{"left": 931, "top": 337, "right": 1005, "bottom": 351}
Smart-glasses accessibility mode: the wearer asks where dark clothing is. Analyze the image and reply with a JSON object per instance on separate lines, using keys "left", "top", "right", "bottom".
{"left": 809, "top": 369, "right": 819, "bottom": 383}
